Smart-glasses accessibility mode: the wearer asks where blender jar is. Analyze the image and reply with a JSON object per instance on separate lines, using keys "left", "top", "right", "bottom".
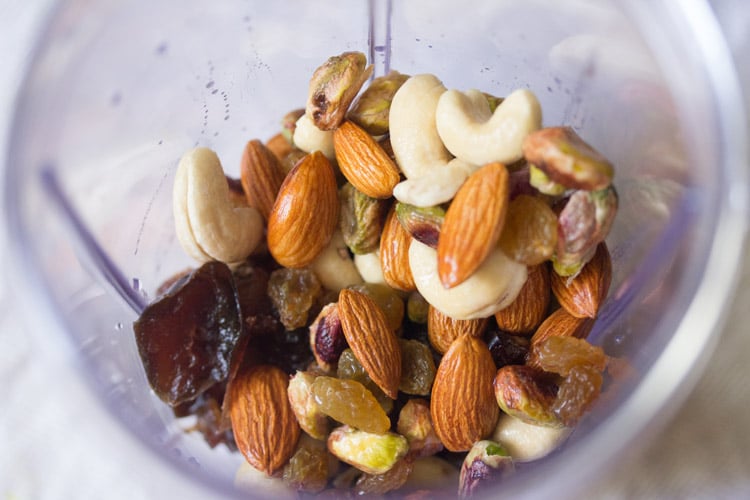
{"left": 3, "top": 0, "right": 747, "bottom": 498}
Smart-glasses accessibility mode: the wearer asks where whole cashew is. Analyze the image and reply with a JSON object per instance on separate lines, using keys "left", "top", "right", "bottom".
{"left": 389, "top": 74, "right": 452, "bottom": 179}
{"left": 310, "top": 230, "right": 364, "bottom": 292}
{"left": 409, "top": 239, "right": 527, "bottom": 320}
{"left": 392, "top": 158, "right": 475, "bottom": 207}
{"left": 292, "top": 114, "right": 336, "bottom": 160}
{"left": 173, "top": 147, "right": 263, "bottom": 264}
{"left": 436, "top": 88, "right": 542, "bottom": 165}
{"left": 492, "top": 413, "right": 572, "bottom": 462}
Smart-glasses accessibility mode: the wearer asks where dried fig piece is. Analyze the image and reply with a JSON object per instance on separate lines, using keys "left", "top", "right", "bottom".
{"left": 133, "top": 261, "right": 243, "bottom": 407}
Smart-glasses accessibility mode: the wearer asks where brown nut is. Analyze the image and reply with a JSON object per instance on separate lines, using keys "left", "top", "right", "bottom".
{"left": 551, "top": 242, "right": 612, "bottom": 318}
{"left": 494, "top": 263, "right": 551, "bottom": 334}
{"left": 427, "top": 305, "right": 488, "bottom": 355}
{"left": 307, "top": 51, "right": 373, "bottom": 131}
{"left": 431, "top": 334, "right": 499, "bottom": 452}
{"left": 267, "top": 151, "right": 339, "bottom": 268}
{"left": 529, "top": 307, "right": 595, "bottom": 352}
{"left": 522, "top": 126, "right": 614, "bottom": 191}
{"left": 240, "top": 139, "right": 287, "bottom": 221}
{"left": 380, "top": 205, "right": 417, "bottom": 292}
{"left": 492, "top": 365, "right": 561, "bottom": 427}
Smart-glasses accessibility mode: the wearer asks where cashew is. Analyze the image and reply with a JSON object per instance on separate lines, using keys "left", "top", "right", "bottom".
{"left": 392, "top": 158, "right": 475, "bottom": 207}
{"left": 492, "top": 413, "right": 572, "bottom": 462}
{"left": 353, "top": 250, "right": 386, "bottom": 285}
{"left": 388, "top": 74, "right": 452, "bottom": 179}
{"left": 408, "top": 239, "right": 527, "bottom": 320}
{"left": 436, "top": 88, "right": 542, "bottom": 165}
{"left": 173, "top": 147, "right": 263, "bottom": 264}
{"left": 310, "top": 231, "right": 364, "bottom": 292}
{"left": 293, "top": 114, "right": 336, "bottom": 160}
{"left": 234, "top": 461, "right": 296, "bottom": 498}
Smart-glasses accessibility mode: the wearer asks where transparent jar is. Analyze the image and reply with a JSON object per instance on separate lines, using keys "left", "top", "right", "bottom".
{"left": 3, "top": 0, "right": 747, "bottom": 498}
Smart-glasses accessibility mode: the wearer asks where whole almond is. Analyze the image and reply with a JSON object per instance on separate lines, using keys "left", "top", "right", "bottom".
{"left": 333, "top": 120, "right": 401, "bottom": 199}
{"left": 529, "top": 307, "right": 594, "bottom": 353}
{"left": 267, "top": 151, "right": 339, "bottom": 268}
{"left": 431, "top": 334, "right": 499, "bottom": 452}
{"left": 427, "top": 305, "right": 488, "bottom": 355}
{"left": 495, "top": 263, "right": 551, "bottom": 334}
{"left": 229, "top": 364, "right": 300, "bottom": 476}
{"left": 437, "top": 162, "right": 509, "bottom": 288}
{"left": 338, "top": 288, "right": 402, "bottom": 399}
{"left": 380, "top": 205, "right": 417, "bottom": 292}
{"left": 551, "top": 242, "right": 612, "bottom": 318}
{"left": 240, "top": 139, "right": 287, "bottom": 221}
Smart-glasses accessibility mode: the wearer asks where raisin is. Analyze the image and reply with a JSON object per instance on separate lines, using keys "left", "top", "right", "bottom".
{"left": 498, "top": 194, "right": 557, "bottom": 265}
{"left": 348, "top": 283, "right": 405, "bottom": 332}
{"left": 133, "top": 261, "right": 243, "bottom": 406}
{"left": 337, "top": 349, "right": 394, "bottom": 414}
{"left": 485, "top": 329, "right": 529, "bottom": 368}
{"left": 268, "top": 267, "right": 322, "bottom": 330}
{"left": 311, "top": 376, "right": 391, "bottom": 434}
{"left": 354, "top": 457, "right": 414, "bottom": 495}
{"left": 282, "top": 436, "right": 329, "bottom": 493}
{"left": 233, "top": 260, "right": 273, "bottom": 319}
{"left": 398, "top": 339, "right": 436, "bottom": 396}
{"left": 552, "top": 364, "right": 603, "bottom": 426}
{"left": 529, "top": 336, "right": 606, "bottom": 376}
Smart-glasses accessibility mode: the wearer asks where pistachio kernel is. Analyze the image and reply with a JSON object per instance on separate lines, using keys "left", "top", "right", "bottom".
{"left": 493, "top": 365, "right": 562, "bottom": 427}
{"left": 395, "top": 202, "right": 445, "bottom": 249}
{"left": 339, "top": 183, "right": 390, "bottom": 255}
{"left": 458, "top": 440, "right": 514, "bottom": 498}
{"left": 348, "top": 70, "right": 410, "bottom": 136}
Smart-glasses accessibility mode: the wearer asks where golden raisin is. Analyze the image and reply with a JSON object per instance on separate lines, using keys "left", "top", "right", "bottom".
{"left": 498, "top": 194, "right": 557, "bottom": 265}
{"left": 311, "top": 376, "right": 391, "bottom": 434}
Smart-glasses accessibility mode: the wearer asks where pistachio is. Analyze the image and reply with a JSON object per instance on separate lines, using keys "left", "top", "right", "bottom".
{"left": 553, "top": 186, "right": 618, "bottom": 277}
{"left": 309, "top": 303, "right": 347, "bottom": 372}
{"left": 522, "top": 126, "right": 614, "bottom": 191}
{"left": 282, "top": 108, "right": 305, "bottom": 143}
{"left": 348, "top": 70, "right": 410, "bottom": 136}
{"left": 493, "top": 365, "right": 562, "bottom": 427}
{"left": 397, "top": 399, "right": 444, "bottom": 457}
{"left": 327, "top": 425, "right": 409, "bottom": 475}
{"left": 458, "top": 440, "right": 514, "bottom": 498}
{"left": 406, "top": 291, "right": 430, "bottom": 324}
{"left": 339, "top": 183, "right": 390, "bottom": 255}
{"left": 287, "top": 371, "right": 330, "bottom": 440}
{"left": 307, "top": 51, "right": 373, "bottom": 131}
{"left": 395, "top": 202, "right": 445, "bottom": 249}
{"left": 529, "top": 164, "right": 566, "bottom": 196}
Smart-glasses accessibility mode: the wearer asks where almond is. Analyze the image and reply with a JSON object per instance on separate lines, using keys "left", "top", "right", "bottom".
{"left": 551, "top": 242, "right": 612, "bottom": 318}
{"left": 437, "top": 162, "right": 509, "bottom": 288}
{"left": 427, "top": 305, "right": 488, "bottom": 355}
{"left": 494, "top": 263, "right": 551, "bottom": 334}
{"left": 333, "top": 120, "right": 401, "bottom": 199}
{"left": 265, "top": 132, "right": 293, "bottom": 163}
{"left": 430, "top": 334, "right": 499, "bottom": 452}
{"left": 267, "top": 151, "right": 339, "bottom": 268}
{"left": 338, "top": 288, "right": 402, "bottom": 399}
{"left": 379, "top": 205, "right": 417, "bottom": 292}
{"left": 528, "top": 307, "right": 594, "bottom": 352}
{"left": 240, "top": 139, "right": 287, "bottom": 221}
{"left": 229, "top": 364, "right": 301, "bottom": 476}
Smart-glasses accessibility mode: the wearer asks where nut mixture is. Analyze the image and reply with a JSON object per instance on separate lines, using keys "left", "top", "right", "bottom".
{"left": 133, "top": 51, "right": 626, "bottom": 497}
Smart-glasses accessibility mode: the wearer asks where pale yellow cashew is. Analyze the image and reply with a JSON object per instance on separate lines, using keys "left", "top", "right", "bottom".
{"left": 436, "top": 88, "right": 542, "bottom": 165}
{"left": 409, "top": 239, "right": 527, "bottom": 320}
{"left": 389, "top": 74, "right": 452, "bottom": 180}
{"left": 353, "top": 250, "right": 387, "bottom": 285}
{"left": 392, "top": 158, "right": 476, "bottom": 207}
{"left": 173, "top": 147, "right": 263, "bottom": 264}
{"left": 292, "top": 114, "right": 336, "bottom": 160}
{"left": 310, "top": 231, "right": 364, "bottom": 292}
{"left": 492, "top": 414, "right": 572, "bottom": 462}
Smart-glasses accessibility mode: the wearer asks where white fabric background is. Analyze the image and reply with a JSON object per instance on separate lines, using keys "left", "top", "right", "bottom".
{"left": 1, "top": 1, "right": 748, "bottom": 499}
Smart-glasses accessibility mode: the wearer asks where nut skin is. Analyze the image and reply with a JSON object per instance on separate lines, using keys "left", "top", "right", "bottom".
{"left": 380, "top": 205, "right": 418, "bottom": 292}
{"left": 553, "top": 186, "right": 618, "bottom": 277}
{"left": 493, "top": 365, "right": 562, "bottom": 427}
{"left": 348, "top": 70, "right": 410, "bottom": 136}
{"left": 431, "top": 334, "right": 499, "bottom": 452}
{"left": 395, "top": 202, "right": 445, "bottom": 249}
{"left": 458, "top": 440, "right": 514, "bottom": 498}
{"left": 334, "top": 120, "right": 401, "bottom": 199}
{"left": 551, "top": 242, "right": 612, "bottom": 319}
{"left": 427, "top": 305, "right": 489, "bottom": 355}
{"left": 240, "top": 139, "right": 287, "bottom": 221}
{"left": 267, "top": 151, "right": 339, "bottom": 268}
{"left": 307, "top": 51, "right": 373, "bottom": 131}
{"left": 339, "top": 182, "right": 390, "bottom": 255}
{"left": 438, "top": 162, "right": 510, "bottom": 289}
{"left": 327, "top": 425, "right": 409, "bottom": 475}
{"left": 494, "top": 263, "right": 551, "bottom": 334}
{"left": 338, "top": 289, "right": 403, "bottom": 399}
{"left": 229, "top": 364, "right": 301, "bottom": 476}
{"left": 282, "top": 108, "right": 305, "bottom": 143}
{"left": 287, "top": 371, "right": 330, "bottom": 441}
{"left": 308, "top": 303, "right": 347, "bottom": 372}
{"left": 522, "top": 126, "right": 614, "bottom": 191}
